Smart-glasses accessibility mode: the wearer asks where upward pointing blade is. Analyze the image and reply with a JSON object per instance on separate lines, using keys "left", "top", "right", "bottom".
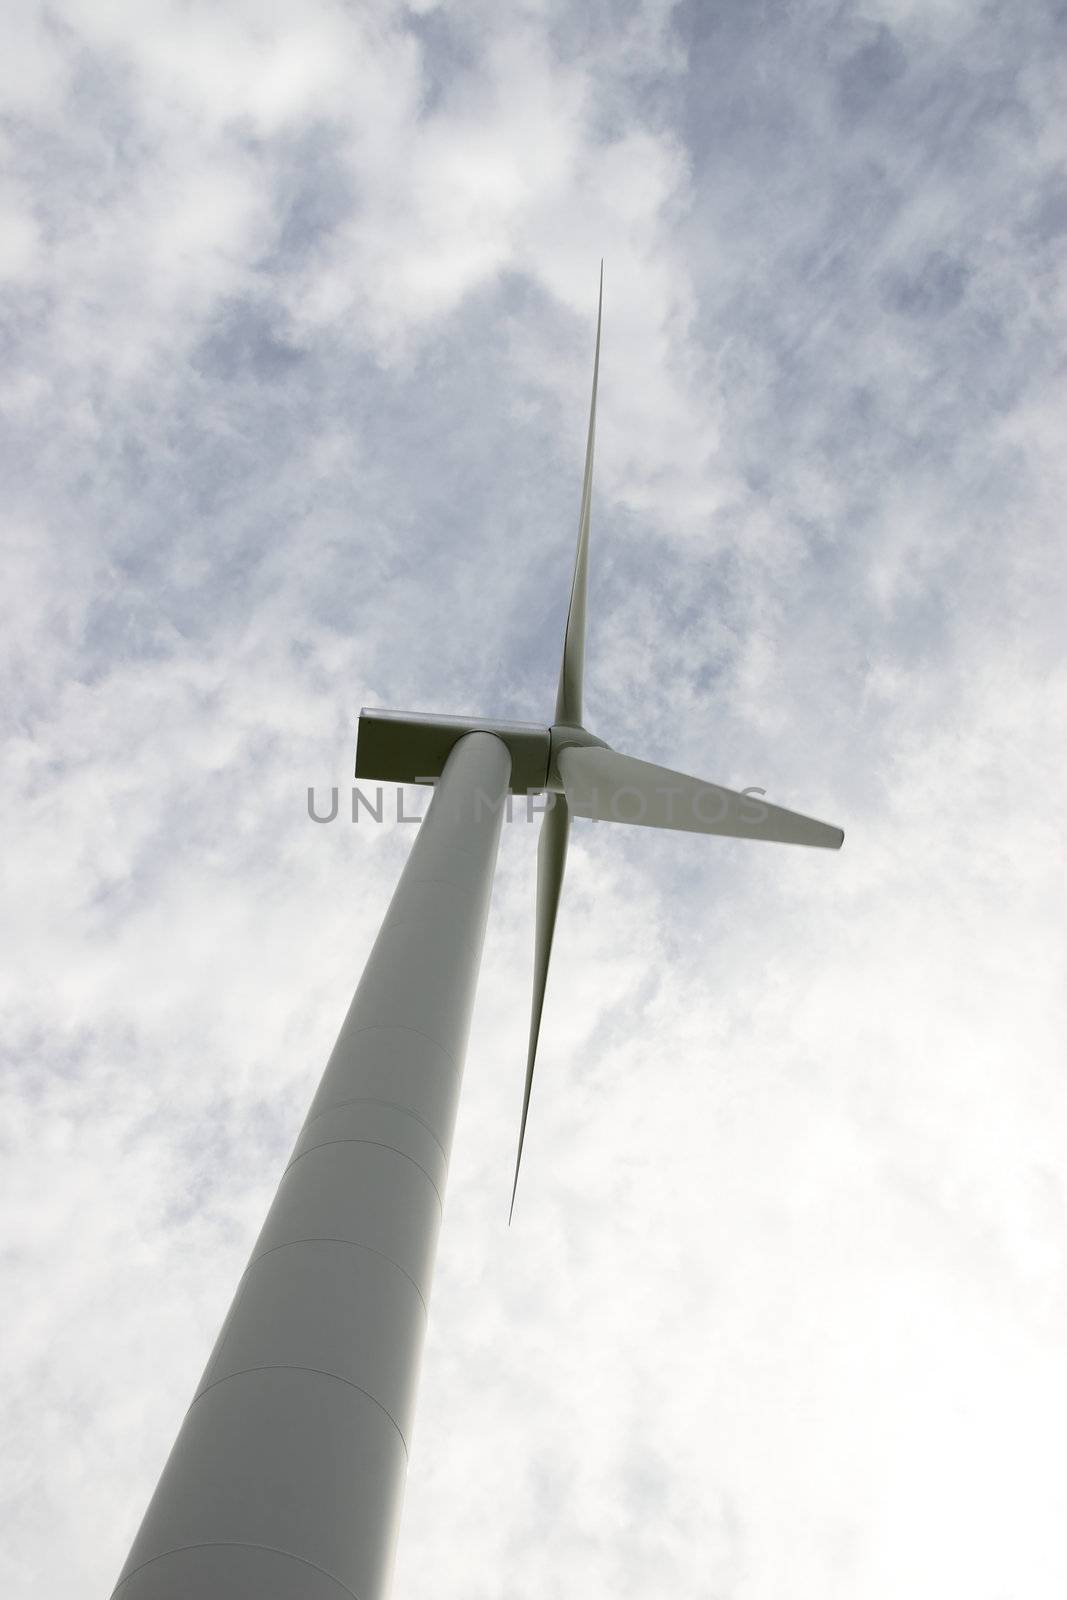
{"left": 555, "top": 265, "right": 603, "bottom": 727}
{"left": 509, "top": 793, "right": 571, "bottom": 1223}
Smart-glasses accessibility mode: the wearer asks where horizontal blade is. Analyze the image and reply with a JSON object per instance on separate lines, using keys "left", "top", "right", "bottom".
{"left": 558, "top": 745, "right": 844, "bottom": 849}
{"left": 555, "top": 264, "right": 603, "bottom": 727}
{"left": 510, "top": 793, "right": 571, "bottom": 1223}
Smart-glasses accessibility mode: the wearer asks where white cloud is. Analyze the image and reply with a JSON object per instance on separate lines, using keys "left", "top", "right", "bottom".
{"left": 2, "top": 2, "right": 1066, "bottom": 1598}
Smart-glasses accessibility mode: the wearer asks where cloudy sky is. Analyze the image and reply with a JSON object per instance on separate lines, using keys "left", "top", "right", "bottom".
{"left": 3, "top": 0, "right": 1067, "bottom": 1595}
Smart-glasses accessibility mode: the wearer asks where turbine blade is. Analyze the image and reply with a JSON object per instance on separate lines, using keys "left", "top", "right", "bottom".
{"left": 559, "top": 745, "right": 844, "bottom": 849}
{"left": 555, "top": 265, "right": 603, "bottom": 727}
{"left": 509, "top": 793, "right": 571, "bottom": 1223}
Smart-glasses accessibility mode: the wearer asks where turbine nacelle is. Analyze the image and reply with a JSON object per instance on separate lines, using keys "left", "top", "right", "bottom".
{"left": 355, "top": 706, "right": 609, "bottom": 796}
{"left": 355, "top": 706, "right": 554, "bottom": 793}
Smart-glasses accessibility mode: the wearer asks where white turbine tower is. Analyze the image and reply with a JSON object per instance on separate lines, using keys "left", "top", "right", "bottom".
{"left": 112, "top": 271, "right": 843, "bottom": 1600}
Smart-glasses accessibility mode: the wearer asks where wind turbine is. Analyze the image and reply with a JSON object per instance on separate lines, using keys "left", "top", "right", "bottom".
{"left": 111, "top": 271, "right": 842, "bottom": 1600}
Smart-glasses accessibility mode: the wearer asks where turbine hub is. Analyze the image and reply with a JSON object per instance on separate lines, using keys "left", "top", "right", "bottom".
{"left": 546, "top": 721, "right": 609, "bottom": 791}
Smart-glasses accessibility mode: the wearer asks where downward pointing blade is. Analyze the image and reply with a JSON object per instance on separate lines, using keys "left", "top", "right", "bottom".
{"left": 555, "top": 265, "right": 603, "bottom": 728}
{"left": 509, "top": 793, "right": 571, "bottom": 1222}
